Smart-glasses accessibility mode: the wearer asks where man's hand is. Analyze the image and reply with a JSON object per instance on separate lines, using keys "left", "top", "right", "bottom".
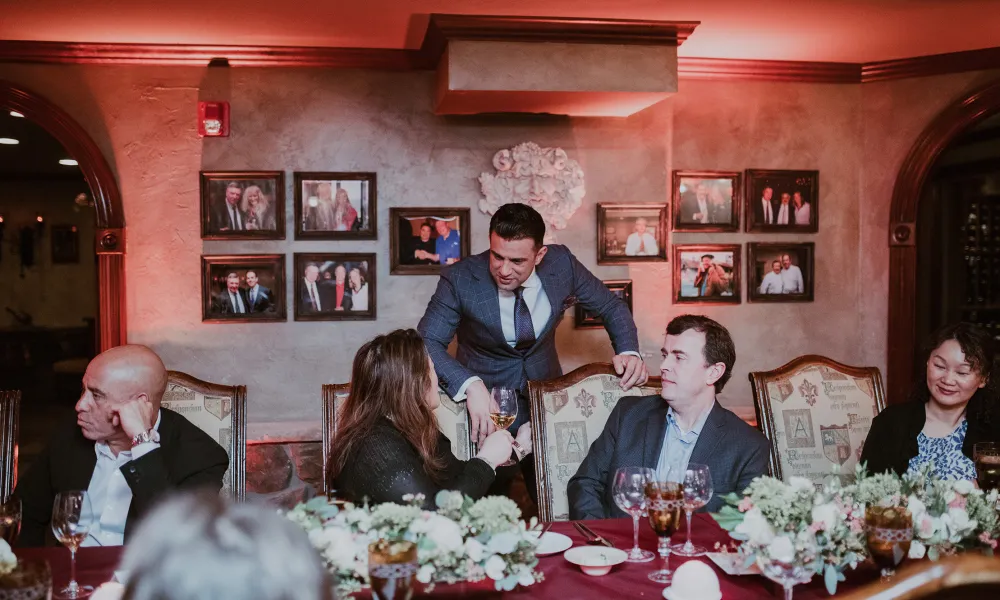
{"left": 613, "top": 354, "right": 649, "bottom": 391}
{"left": 113, "top": 397, "right": 157, "bottom": 440}
{"left": 466, "top": 381, "right": 497, "bottom": 445}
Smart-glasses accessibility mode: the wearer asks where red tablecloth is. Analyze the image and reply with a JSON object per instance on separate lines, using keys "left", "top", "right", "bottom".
{"left": 15, "top": 515, "right": 880, "bottom": 598}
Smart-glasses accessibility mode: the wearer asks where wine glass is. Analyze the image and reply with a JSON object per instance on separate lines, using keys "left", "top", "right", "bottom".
{"left": 0, "top": 495, "right": 21, "bottom": 546}
{"left": 974, "top": 442, "right": 1000, "bottom": 494}
{"left": 490, "top": 387, "right": 518, "bottom": 467}
{"left": 672, "top": 463, "right": 713, "bottom": 557}
{"left": 757, "top": 556, "right": 814, "bottom": 600}
{"left": 52, "top": 491, "right": 94, "bottom": 599}
{"left": 865, "top": 506, "right": 913, "bottom": 582}
{"left": 369, "top": 539, "right": 418, "bottom": 600}
{"left": 645, "top": 480, "right": 684, "bottom": 583}
{"left": 612, "top": 467, "right": 656, "bottom": 563}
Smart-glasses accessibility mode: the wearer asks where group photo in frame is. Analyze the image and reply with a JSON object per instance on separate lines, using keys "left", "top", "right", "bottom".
{"left": 389, "top": 207, "right": 471, "bottom": 275}
{"left": 597, "top": 203, "right": 668, "bottom": 264}
{"left": 671, "top": 170, "right": 741, "bottom": 232}
{"left": 748, "top": 242, "right": 815, "bottom": 303}
{"left": 745, "top": 169, "right": 819, "bottom": 233}
{"left": 575, "top": 280, "right": 633, "bottom": 329}
{"left": 200, "top": 171, "right": 286, "bottom": 240}
{"left": 201, "top": 254, "right": 286, "bottom": 323}
{"left": 294, "top": 172, "right": 376, "bottom": 240}
{"left": 293, "top": 253, "right": 376, "bottom": 321}
{"left": 673, "top": 244, "right": 741, "bottom": 304}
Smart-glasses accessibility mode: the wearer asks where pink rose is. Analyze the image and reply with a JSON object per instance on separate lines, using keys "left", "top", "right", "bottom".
{"left": 979, "top": 532, "right": 998, "bottom": 549}
{"left": 738, "top": 497, "right": 753, "bottom": 512}
{"left": 948, "top": 496, "right": 967, "bottom": 510}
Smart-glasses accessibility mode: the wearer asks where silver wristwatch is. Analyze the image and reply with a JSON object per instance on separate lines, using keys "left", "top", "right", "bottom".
{"left": 131, "top": 428, "right": 160, "bottom": 448}
{"left": 511, "top": 440, "right": 528, "bottom": 462}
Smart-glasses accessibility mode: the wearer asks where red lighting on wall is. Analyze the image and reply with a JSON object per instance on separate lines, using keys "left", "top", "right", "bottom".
{"left": 198, "top": 101, "right": 230, "bottom": 137}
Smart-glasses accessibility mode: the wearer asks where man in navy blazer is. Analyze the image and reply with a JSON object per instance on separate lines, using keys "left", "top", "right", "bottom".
{"left": 418, "top": 204, "right": 647, "bottom": 499}
{"left": 569, "top": 315, "right": 770, "bottom": 518}
{"left": 245, "top": 270, "right": 274, "bottom": 313}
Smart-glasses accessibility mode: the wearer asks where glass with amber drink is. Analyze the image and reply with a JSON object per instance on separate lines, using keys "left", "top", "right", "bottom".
{"left": 368, "top": 540, "right": 418, "bottom": 600}
{"left": 865, "top": 506, "right": 912, "bottom": 582}
{"left": 645, "top": 481, "right": 684, "bottom": 584}
{"left": 974, "top": 442, "right": 1000, "bottom": 494}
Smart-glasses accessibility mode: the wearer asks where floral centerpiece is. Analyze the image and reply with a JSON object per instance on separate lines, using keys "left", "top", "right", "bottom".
{"left": 712, "top": 475, "right": 867, "bottom": 595}
{"left": 284, "top": 491, "right": 543, "bottom": 596}
{"left": 846, "top": 463, "right": 999, "bottom": 560}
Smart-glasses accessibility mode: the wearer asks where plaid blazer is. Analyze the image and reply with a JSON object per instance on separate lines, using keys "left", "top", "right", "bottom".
{"left": 417, "top": 244, "right": 639, "bottom": 397}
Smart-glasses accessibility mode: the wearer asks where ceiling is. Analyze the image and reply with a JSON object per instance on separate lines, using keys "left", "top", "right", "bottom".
{"left": 0, "top": 111, "right": 82, "bottom": 178}
{"left": 2, "top": 0, "right": 1000, "bottom": 63}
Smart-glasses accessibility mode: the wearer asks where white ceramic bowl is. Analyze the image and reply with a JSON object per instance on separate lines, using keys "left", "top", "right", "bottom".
{"left": 563, "top": 546, "right": 628, "bottom": 576}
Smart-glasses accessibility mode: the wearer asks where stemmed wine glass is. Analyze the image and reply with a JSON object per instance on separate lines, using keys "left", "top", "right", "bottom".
{"left": 369, "top": 540, "right": 418, "bottom": 600}
{"left": 672, "top": 463, "right": 713, "bottom": 557}
{"left": 645, "top": 478, "right": 684, "bottom": 584}
{"left": 489, "top": 387, "right": 518, "bottom": 467}
{"left": 612, "top": 467, "right": 656, "bottom": 563}
{"left": 0, "top": 495, "right": 21, "bottom": 546}
{"left": 52, "top": 491, "right": 94, "bottom": 599}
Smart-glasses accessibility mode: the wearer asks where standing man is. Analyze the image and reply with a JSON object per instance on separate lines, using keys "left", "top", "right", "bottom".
{"left": 213, "top": 272, "right": 249, "bottom": 315}
{"left": 754, "top": 186, "right": 775, "bottom": 225}
{"left": 421, "top": 219, "right": 462, "bottom": 265}
{"left": 758, "top": 260, "right": 784, "bottom": 295}
{"left": 300, "top": 264, "right": 325, "bottom": 313}
{"left": 245, "top": 270, "right": 273, "bottom": 313}
{"left": 212, "top": 182, "right": 246, "bottom": 232}
{"left": 418, "top": 204, "right": 647, "bottom": 500}
{"left": 780, "top": 253, "right": 805, "bottom": 294}
{"left": 681, "top": 183, "right": 710, "bottom": 224}
{"left": 775, "top": 192, "right": 793, "bottom": 226}
{"left": 694, "top": 255, "right": 729, "bottom": 297}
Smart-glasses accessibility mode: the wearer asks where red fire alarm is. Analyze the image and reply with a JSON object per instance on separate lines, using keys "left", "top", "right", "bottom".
{"left": 198, "top": 101, "right": 230, "bottom": 137}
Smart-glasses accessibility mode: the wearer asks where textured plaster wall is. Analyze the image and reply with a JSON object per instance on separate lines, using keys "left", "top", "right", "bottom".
{"left": 0, "top": 178, "right": 96, "bottom": 328}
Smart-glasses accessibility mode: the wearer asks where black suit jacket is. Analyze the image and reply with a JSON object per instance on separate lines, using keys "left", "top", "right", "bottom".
{"left": 299, "top": 280, "right": 351, "bottom": 313}
{"left": 752, "top": 197, "right": 777, "bottom": 225}
{"left": 213, "top": 288, "right": 251, "bottom": 315}
{"left": 568, "top": 395, "right": 770, "bottom": 519}
{"left": 14, "top": 408, "right": 229, "bottom": 547}
{"left": 210, "top": 202, "right": 248, "bottom": 232}
{"left": 246, "top": 285, "right": 274, "bottom": 313}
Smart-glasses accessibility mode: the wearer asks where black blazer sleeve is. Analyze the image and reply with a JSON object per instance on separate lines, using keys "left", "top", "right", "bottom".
{"left": 13, "top": 441, "right": 56, "bottom": 547}
{"left": 567, "top": 400, "right": 625, "bottom": 520}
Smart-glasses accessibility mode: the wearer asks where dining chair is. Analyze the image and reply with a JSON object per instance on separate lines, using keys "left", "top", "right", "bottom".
{"left": 527, "top": 363, "right": 661, "bottom": 522}
{"left": 0, "top": 390, "right": 20, "bottom": 501}
{"left": 749, "top": 355, "right": 886, "bottom": 483}
{"left": 836, "top": 553, "right": 1000, "bottom": 599}
{"left": 160, "top": 371, "right": 247, "bottom": 500}
{"left": 321, "top": 383, "right": 474, "bottom": 496}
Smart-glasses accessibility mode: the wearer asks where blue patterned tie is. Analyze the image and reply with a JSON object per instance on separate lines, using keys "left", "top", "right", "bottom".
{"left": 514, "top": 287, "right": 535, "bottom": 352}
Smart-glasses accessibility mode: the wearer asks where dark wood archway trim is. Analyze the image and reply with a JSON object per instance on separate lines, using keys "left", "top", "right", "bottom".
{"left": 0, "top": 80, "right": 126, "bottom": 350}
{"left": 887, "top": 78, "right": 1000, "bottom": 405}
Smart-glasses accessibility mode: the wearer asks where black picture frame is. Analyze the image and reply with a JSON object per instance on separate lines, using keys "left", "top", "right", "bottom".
{"left": 575, "top": 280, "right": 633, "bottom": 329}
{"left": 744, "top": 169, "right": 819, "bottom": 233}
{"left": 389, "top": 207, "right": 471, "bottom": 275}
{"left": 202, "top": 254, "right": 287, "bottom": 323}
{"left": 200, "top": 171, "right": 286, "bottom": 240}
{"left": 293, "top": 253, "right": 376, "bottom": 321}
{"left": 747, "top": 242, "right": 815, "bottom": 303}
{"left": 294, "top": 172, "right": 377, "bottom": 240}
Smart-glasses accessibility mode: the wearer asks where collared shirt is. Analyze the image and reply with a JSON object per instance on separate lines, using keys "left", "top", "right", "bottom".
{"left": 776, "top": 203, "right": 791, "bottom": 225}
{"left": 780, "top": 265, "right": 804, "bottom": 294}
{"left": 761, "top": 198, "right": 773, "bottom": 223}
{"left": 305, "top": 279, "right": 321, "bottom": 311}
{"left": 248, "top": 285, "right": 260, "bottom": 307}
{"left": 697, "top": 197, "right": 709, "bottom": 223}
{"left": 228, "top": 205, "right": 242, "bottom": 230}
{"left": 655, "top": 405, "right": 711, "bottom": 482}
{"left": 759, "top": 271, "right": 783, "bottom": 294}
{"left": 436, "top": 230, "right": 462, "bottom": 265}
{"left": 229, "top": 291, "right": 245, "bottom": 313}
{"left": 82, "top": 411, "right": 162, "bottom": 547}
{"left": 625, "top": 232, "right": 658, "bottom": 256}
{"left": 794, "top": 203, "right": 811, "bottom": 225}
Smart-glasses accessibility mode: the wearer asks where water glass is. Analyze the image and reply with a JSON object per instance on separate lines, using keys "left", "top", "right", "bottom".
{"left": 672, "top": 463, "right": 713, "bottom": 557}
{"left": 612, "top": 467, "right": 655, "bottom": 563}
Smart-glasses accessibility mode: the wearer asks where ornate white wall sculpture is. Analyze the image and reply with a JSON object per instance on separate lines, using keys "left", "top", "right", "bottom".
{"left": 478, "top": 142, "right": 585, "bottom": 243}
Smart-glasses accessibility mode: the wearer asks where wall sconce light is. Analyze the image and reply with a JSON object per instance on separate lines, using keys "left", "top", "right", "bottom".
{"left": 35, "top": 214, "right": 46, "bottom": 238}
{"left": 198, "top": 101, "right": 230, "bottom": 137}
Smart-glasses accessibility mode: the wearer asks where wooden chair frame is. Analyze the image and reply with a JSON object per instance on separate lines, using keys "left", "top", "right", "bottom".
{"left": 165, "top": 371, "right": 247, "bottom": 501}
{"left": 0, "top": 391, "right": 20, "bottom": 501}
{"left": 838, "top": 554, "right": 1000, "bottom": 600}
{"left": 529, "top": 363, "right": 661, "bottom": 523}
{"left": 748, "top": 354, "right": 886, "bottom": 481}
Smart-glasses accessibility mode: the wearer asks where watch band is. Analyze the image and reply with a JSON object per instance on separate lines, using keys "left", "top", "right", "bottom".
{"left": 511, "top": 440, "right": 527, "bottom": 462}
{"left": 131, "top": 428, "right": 160, "bottom": 448}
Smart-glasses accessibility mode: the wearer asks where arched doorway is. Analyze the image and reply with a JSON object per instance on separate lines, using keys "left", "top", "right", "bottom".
{"left": 887, "top": 78, "right": 1000, "bottom": 405}
{"left": 0, "top": 80, "right": 126, "bottom": 351}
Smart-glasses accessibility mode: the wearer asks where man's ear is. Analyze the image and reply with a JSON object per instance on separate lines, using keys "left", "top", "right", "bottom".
{"left": 706, "top": 362, "right": 726, "bottom": 388}
{"left": 534, "top": 245, "right": 548, "bottom": 266}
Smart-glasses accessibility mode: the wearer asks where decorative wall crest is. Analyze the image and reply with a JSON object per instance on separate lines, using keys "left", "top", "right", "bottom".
{"left": 478, "top": 142, "right": 585, "bottom": 243}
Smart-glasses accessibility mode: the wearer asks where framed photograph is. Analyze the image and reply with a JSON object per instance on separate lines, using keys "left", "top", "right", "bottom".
{"left": 744, "top": 169, "right": 819, "bottom": 232}
{"left": 51, "top": 225, "right": 80, "bottom": 264}
{"left": 200, "top": 171, "right": 285, "bottom": 240}
{"left": 202, "top": 255, "right": 286, "bottom": 323}
{"left": 597, "top": 203, "right": 668, "bottom": 264}
{"left": 390, "top": 208, "right": 471, "bottom": 275}
{"left": 673, "top": 244, "right": 741, "bottom": 304}
{"left": 748, "top": 242, "right": 814, "bottom": 303}
{"left": 575, "top": 280, "right": 633, "bottom": 329}
{"left": 671, "top": 171, "right": 740, "bottom": 232}
{"left": 294, "top": 172, "right": 376, "bottom": 240}
{"left": 293, "top": 253, "right": 376, "bottom": 321}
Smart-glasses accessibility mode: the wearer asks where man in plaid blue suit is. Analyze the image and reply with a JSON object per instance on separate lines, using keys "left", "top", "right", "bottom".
{"left": 418, "top": 204, "right": 647, "bottom": 501}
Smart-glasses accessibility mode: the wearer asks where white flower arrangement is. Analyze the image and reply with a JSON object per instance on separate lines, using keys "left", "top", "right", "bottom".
{"left": 284, "top": 492, "right": 544, "bottom": 596}
{"left": 0, "top": 540, "right": 15, "bottom": 577}
{"left": 712, "top": 473, "right": 867, "bottom": 594}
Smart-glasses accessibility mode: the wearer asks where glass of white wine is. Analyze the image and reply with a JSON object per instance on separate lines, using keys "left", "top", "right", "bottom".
{"left": 490, "top": 387, "right": 518, "bottom": 467}
{"left": 52, "top": 491, "right": 94, "bottom": 599}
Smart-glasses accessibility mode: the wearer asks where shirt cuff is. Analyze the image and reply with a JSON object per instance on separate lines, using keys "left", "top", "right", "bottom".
{"left": 130, "top": 441, "right": 161, "bottom": 460}
{"left": 618, "top": 351, "right": 641, "bottom": 358}
{"left": 453, "top": 376, "right": 483, "bottom": 402}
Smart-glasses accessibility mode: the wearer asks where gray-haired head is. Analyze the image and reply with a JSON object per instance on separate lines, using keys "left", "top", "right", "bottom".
{"left": 121, "top": 492, "right": 334, "bottom": 600}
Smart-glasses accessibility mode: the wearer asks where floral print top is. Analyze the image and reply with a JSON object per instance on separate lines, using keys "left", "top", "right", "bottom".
{"left": 907, "top": 419, "right": 976, "bottom": 480}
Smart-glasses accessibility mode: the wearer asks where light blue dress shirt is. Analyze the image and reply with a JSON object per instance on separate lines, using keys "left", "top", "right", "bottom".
{"left": 655, "top": 405, "right": 711, "bottom": 482}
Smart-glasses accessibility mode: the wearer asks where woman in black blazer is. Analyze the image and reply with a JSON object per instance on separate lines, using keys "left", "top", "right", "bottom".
{"left": 861, "top": 322, "right": 1000, "bottom": 479}
{"left": 327, "top": 329, "right": 532, "bottom": 508}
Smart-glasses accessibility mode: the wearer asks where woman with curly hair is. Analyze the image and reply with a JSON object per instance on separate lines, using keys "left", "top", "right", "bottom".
{"left": 861, "top": 322, "right": 1000, "bottom": 479}
{"left": 242, "top": 185, "right": 276, "bottom": 231}
{"left": 332, "top": 187, "right": 359, "bottom": 231}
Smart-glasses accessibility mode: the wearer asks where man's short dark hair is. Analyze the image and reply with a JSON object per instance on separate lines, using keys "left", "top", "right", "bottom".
{"left": 701, "top": 254, "right": 714, "bottom": 260}
{"left": 489, "top": 203, "right": 546, "bottom": 248}
{"left": 666, "top": 314, "right": 736, "bottom": 393}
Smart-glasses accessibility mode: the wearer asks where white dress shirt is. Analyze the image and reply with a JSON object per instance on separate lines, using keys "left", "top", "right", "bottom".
{"left": 776, "top": 203, "right": 790, "bottom": 225}
{"left": 228, "top": 205, "right": 242, "bottom": 230}
{"left": 794, "top": 203, "right": 811, "bottom": 225}
{"left": 758, "top": 271, "right": 784, "bottom": 294}
{"left": 696, "top": 197, "right": 709, "bottom": 223}
{"left": 305, "top": 279, "right": 322, "bottom": 311}
{"left": 82, "top": 411, "right": 162, "bottom": 547}
{"left": 625, "top": 232, "right": 659, "bottom": 256}
{"left": 780, "top": 265, "right": 804, "bottom": 294}
{"left": 229, "top": 291, "right": 246, "bottom": 313}
{"left": 760, "top": 198, "right": 773, "bottom": 223}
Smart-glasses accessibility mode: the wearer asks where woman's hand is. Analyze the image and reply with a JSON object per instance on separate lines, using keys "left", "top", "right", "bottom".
{"left": 476, "top": 430, "right": 514, "bottom": 469}
{"left": 515, "top": 422, "right": 532, "bottom": 456}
